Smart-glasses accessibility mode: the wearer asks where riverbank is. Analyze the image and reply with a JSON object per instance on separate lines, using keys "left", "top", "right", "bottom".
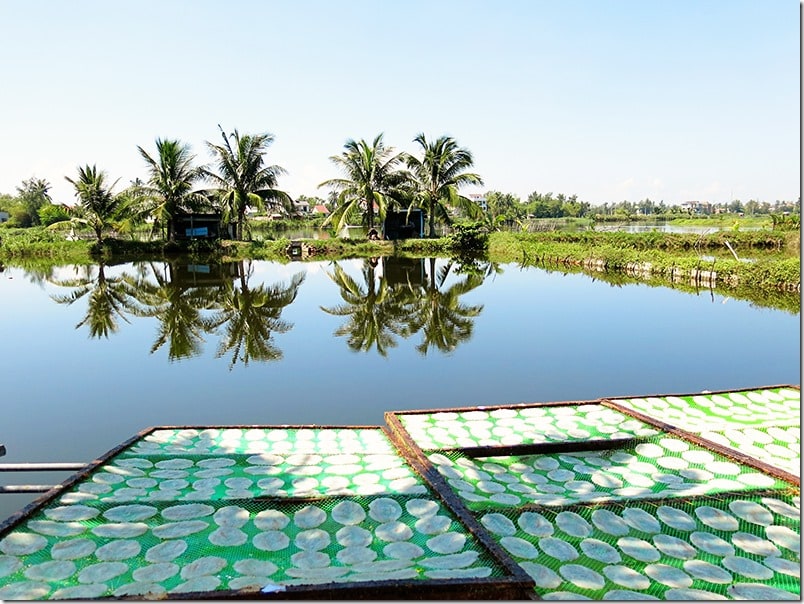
{"left": 0, "top": 228, "right": 800, "bottom": 299}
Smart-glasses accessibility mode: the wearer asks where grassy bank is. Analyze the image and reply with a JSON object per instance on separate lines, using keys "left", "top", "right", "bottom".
{"left": 1, "top": 227, "right": 800, "bottom": 301}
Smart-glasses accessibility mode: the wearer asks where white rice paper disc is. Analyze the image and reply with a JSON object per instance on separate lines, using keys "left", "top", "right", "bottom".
{"left": 426, "top": 532, "right": 466, "bottom": 554}
{"left": 44, "top": 505, "right": 99, "bottom": 522}
{"left": 555, "top": 511, "right": 592, "bottom": 538}
{"left": 0, "top": 532, "right": 47, "bottom": 556}
{"left": 213, "top": 506, "right": 250, "bottom": 528}
{"left": 559, "top": 563, "right": 605, "bottom": 590}
{"left": 688, "top": 531, "right": 734, "bottom": 557}
{"left": 500, "top": 536, "right": 539, "bottom": 559}
{"left": 51, "top": 585, "right": 108, "bottom": 599}
{"left": 23, "top": 560, "right": 76, "bottom": 581}
{"left": 331, "top": 501, "right": 366, "bottom": 526}
{"left": 209, "top": 527, "right": 248, "bottom": 547}
{"left": 765, "top": 525, "right": 801, "bottom": 554}
{"left": 726, "top": 583, "right": 798, "bottom": 601}
{"left": 602, "top": 565, "right": 650, "bottom": 590}
{"left": 233, "top": 559, "right": 278, "bottom": 576}
{"left": 162, "top": 504, "right": 214, "bottom": 521}
{"left": 415, "top": 515, "right": 451, "bottom": 535}
{"left": 621, "top": 508, "right": 661, "bottom": 534}
{"left": 516, "top": 512, "right": 553, "bottom": 537}
{"left": 295, "top": 529, "right": 331, "bottom": 551}
{"left": 113, "top": 582, "right": 167, "bottom": 597}
{"left": 425, "top": 567, "right": 492, "bottom": 579}
{"left": 591, "top": 509, "right": 629, "bottom": 536}
{"left": 254, "top": 510, "right": 289, "bottom": 531}
{"left": 78, "top": 561, "right": 129, "bottom": 583}
{"left": 721, "top": 555, "right": 774, "bottom": 580}
{"left": 368, "top": 498, "right": 403, "bottom": 523}
{"left": 731, "top": 532, "right": 781, "bottom": 557}
{"left": 656, "top": 506, "right": 697, "bottom": 532}
{"left": 293, "top": 506, "right": 326, "bottom": 529}
{"left": 406, "top": 499, "right": 439, "bottom": 518}
{"left": 171, "top": 576, "right": 221, "bottom": 593}
{"left": 643, "top": 563, "right": 693, "bottom": 588}
{"left": 145, "top": 539, "right": 187, "bottom": 563}
{"left": 682, "top": 560, "right": 732, "bottom": 583}
{"left": 96, "top": 540, "right": 141, "bottom": 561}
{"left": 27, "top": 520, "right": 85, "bottom": 537}
{"left": 652, "top": 534, "right": 697, "bottom": 560}
{"left": 419, "top": 551, "right": 479, "bottom": 569}
{"left": 617, "top": 537, "right": 661, "bottom": 562}
{"left": 383, "top": 542, "right": 424, "bottom": 560}
{"left": 664, "top": 587, "right": 728, "bottom": 600}
{"left": 336, "top": 525, "right": 372, "bottom": 548}
{"left": 0, "top": 581, "right": 51, "bottom": 599}
{"left": 290, "top": 551, "right": 330, "bottom": 569}
{"left": 336, "top": 546, "right": 378, "bottom": 565}
{"left": 694, "top": 506, "right": 739, "bottom": 531}
{"left": 180, "top": 556, "right": 227, "bottom": 579}
{"left": 539, "top": 536, "right": 579, "bottom": 561}
{"left": 375, "top": 521, "right": 413, "bottom": 543}
{"left": 132, "top": 562, "right": 179, "bottom": 583}
{"left": 103, "top": 504, "right": 158, "bottom": 522}
{"left": 762, "top": 556, "right": 800, "bottom": 577}
{"left": 580, "top": 538, "right": 621, "bottom": 564}
{"left": 253, "top": 531, "right": 290, "bottom": 552}
{"left": 519, "top": 561, "right": 562, "bottom": 588}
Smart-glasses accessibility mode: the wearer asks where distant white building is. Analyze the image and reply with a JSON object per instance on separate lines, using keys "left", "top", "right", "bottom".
{"left": 467, "top": 193, "right": 488, "bottom": 211}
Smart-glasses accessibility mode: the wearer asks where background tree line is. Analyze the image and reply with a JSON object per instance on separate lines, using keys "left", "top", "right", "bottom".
{"left": 0, "top": 126, "right": 800, "bottom": 240}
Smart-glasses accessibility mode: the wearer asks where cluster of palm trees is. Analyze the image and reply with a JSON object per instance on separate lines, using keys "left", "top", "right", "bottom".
{"left": 61, "top": 127, "right": 290, "bottom": 244}
{"left": 320, "top": 133, "right": 483, "bottom": 238}
{"left": 59, "top": 128, "right": 483, "bottom": 244}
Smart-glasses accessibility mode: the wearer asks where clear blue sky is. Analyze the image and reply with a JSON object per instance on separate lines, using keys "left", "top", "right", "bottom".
{"left": 1, "top": 0, "right": 799, "bottom": 206}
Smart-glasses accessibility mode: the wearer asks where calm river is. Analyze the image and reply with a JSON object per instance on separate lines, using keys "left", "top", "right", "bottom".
{"left": 0, "top": 256, "right": 799, "bottom": 522}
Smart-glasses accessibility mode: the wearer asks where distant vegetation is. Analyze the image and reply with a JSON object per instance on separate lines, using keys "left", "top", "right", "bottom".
{"left": 0, "top": 125, "right": 799, "bottom": 244}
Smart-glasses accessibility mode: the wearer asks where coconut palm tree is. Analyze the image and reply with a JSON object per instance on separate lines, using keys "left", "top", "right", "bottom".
{"left": 319, "top": 134, "right": 410, "bottom": 235}
{"left": 64, "top": 165, "right": 125, "bottom": 245}
{"left": 405, "top": 134, "right": 484, "bottom": 238}
{"left": 201, "top": 126, "right": 291, "bottom": 241}
{"left": 135, "top": 138, "right": 205, "bottom": 241}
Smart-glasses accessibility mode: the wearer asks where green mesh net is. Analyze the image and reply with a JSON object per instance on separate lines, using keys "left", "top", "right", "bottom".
{"left": 0, "top": 495, "right": 507, "bottom": 599}
{"left": 478, "top": 492, "right": 800, "bottom": 600}
{"left": 399, "top": 403, "right": 660, "bottom": 451}
{"left": 613, "top": 388, "right": 800, "bottom": 477}
{"left": 0, "top": 427, "right": 515, "bottom": 599}
{"left": 428, "top": 432, "right": 788, "bottom": 511}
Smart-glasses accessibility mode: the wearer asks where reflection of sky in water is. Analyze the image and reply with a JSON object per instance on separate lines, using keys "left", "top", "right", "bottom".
{"left": 0, "top": 259, "right": 798, "bottom": 522}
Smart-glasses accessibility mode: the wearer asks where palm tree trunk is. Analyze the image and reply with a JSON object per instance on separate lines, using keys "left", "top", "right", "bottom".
{"left": 428, "top": 200, "right": 437, "bottom": 238}
{"left": 366, "top": 197, "right": 374, "bottom": 230}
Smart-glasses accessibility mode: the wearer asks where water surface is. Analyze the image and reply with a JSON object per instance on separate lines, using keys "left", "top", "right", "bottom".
{"left": 0, "top": 257, "right": 798, "bottom": 521}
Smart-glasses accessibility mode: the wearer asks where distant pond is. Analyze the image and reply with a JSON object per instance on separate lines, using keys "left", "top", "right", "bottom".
{"left": 0, "top": 256, "right": 799, "bottom": 521}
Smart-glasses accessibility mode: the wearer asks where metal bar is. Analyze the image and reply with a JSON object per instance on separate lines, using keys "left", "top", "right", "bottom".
{"left": 0, "top": 463, "right": 85, "bottom": 472}
{"left": 0, "top": 485, "right": 55, "bottom": 494}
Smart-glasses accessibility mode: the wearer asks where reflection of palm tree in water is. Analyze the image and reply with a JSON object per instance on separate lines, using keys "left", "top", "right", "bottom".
{"left": 322, "top": 257, "right": 486, "bottom": 356}
{"left": 320, "top": 260, "right": 412, "bottom": 357}
{"left": 208, "top": 260, "right": 305, "bottom": 369}
{"left": 411, "top": 258, "right": 485, "bottom": 355}
{"left": 127, "top": 261, "right": 222, "bottom": 361}
{"left": 50, "top": 264, "right": 139, "bottom": 338}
